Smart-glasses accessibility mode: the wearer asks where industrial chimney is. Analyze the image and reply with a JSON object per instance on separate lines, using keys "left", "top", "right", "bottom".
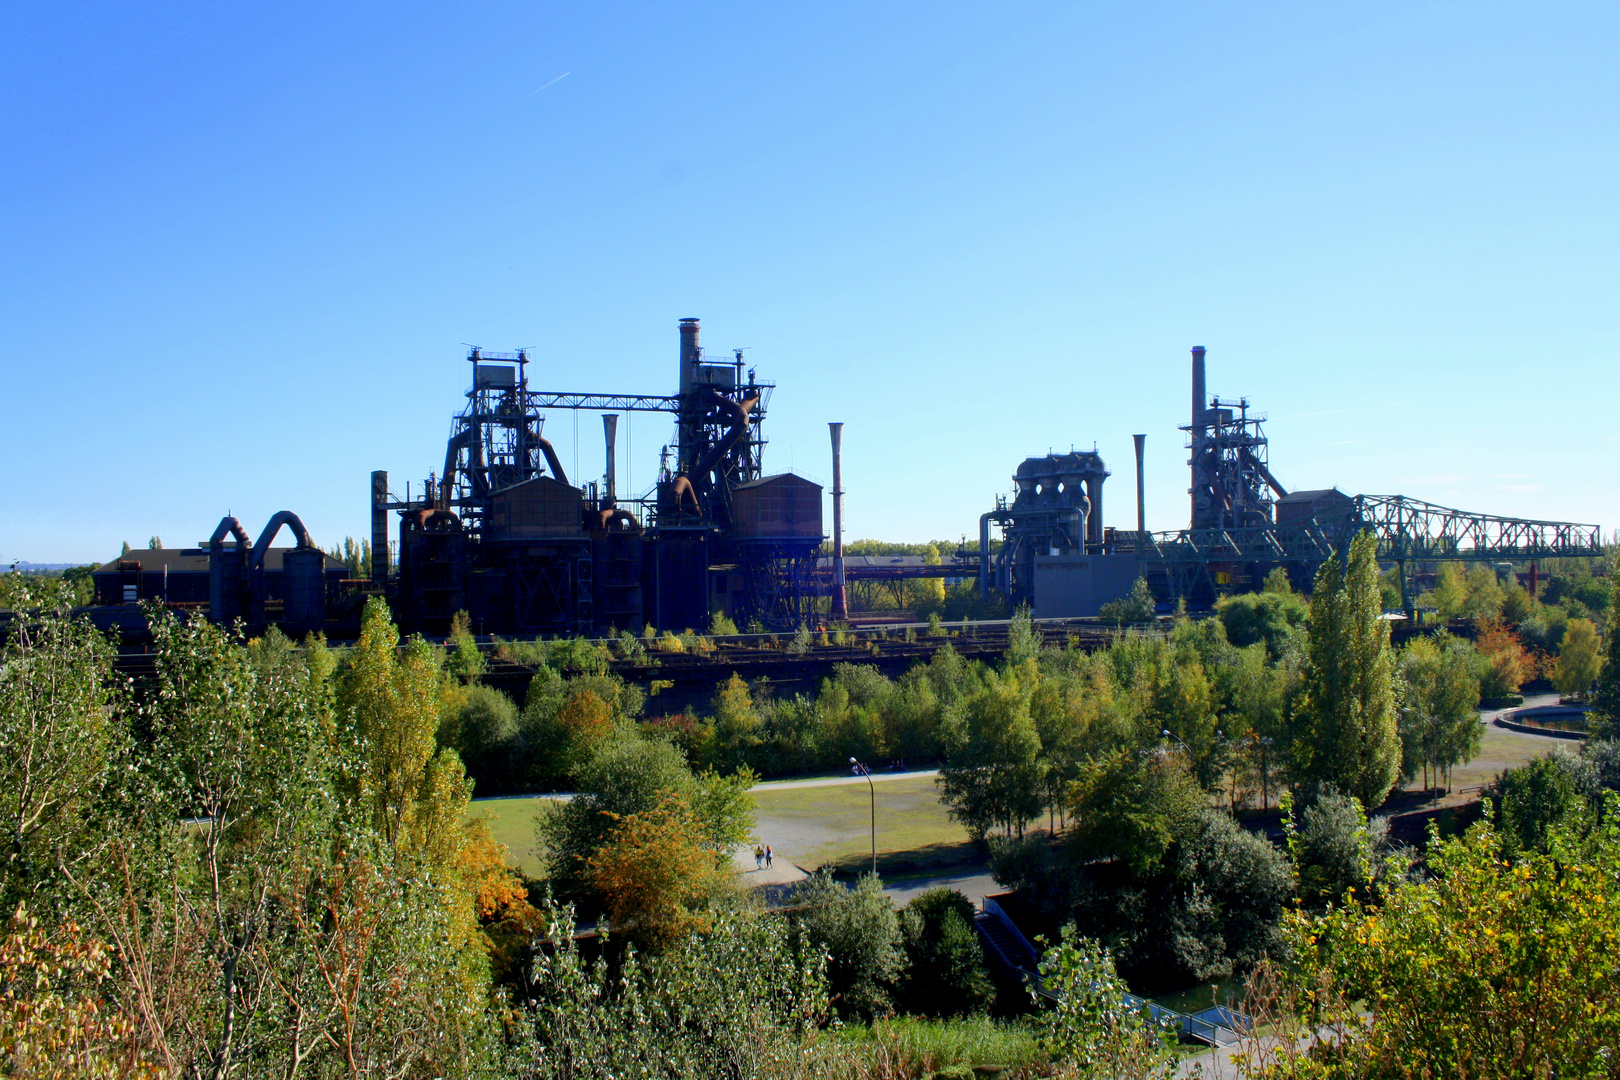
{"left": 829, "top": 422, "right": 848, "bottom": 621}
{"left": 370, "top": 470, "right": 389, "bottom": 584}
{"left": 1191, "top": 346, "right": 1207, "bottom": 438}
{"left": 1132, "top": 434, "right": 1146, "bottom": 536}
{"left": 678, "top": 318, "right": 701, "bottom": 395}
{"left": 602, "top": 414, "right": 619, "bottom": 504}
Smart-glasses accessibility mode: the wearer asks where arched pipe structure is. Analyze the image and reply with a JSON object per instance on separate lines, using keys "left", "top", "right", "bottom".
{"left": 209, "top": 516, "right": 252, "bottom": 623}
{"left": 243, "top": 511, "right": 326, "bottom": 631}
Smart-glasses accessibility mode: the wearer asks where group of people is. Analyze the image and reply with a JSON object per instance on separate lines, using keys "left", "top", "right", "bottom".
{"left": 752, "top": 844, "right": 773, "bottom": 870}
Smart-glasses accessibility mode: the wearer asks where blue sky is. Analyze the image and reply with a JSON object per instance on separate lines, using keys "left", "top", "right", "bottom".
{"left": 3, "top": 2, "right": 1615, "bottom": 564}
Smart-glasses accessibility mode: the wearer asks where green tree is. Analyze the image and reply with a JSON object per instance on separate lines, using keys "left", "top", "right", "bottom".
{"left": 1553, "top": 616, "right": 1602, "bottom": 702}
{"left": 1284, "top": 788, "right": 1397, "bottom": 909}
{"left": 1216, "top": 589, "right": 1309, "bottom": 657}
{"left": 1485, "top": 750, "right": 1597, "bottom": 856}
{"left": 1592, "top": 576, "right": 1620, "bottom": 739}
{"left": 1033, "top": 928, "right": 1176, "bottom": 1080}
{"left": 445, "top": 609, "right": 485, "bottom": 684}
{"left": 793, "top": 871, "right": 904, "bottom": 1020}
{"left": 936, "top": 681, "right": 1044, "bottom": 839}
{"left": 1292, "top": 533, "right": 1401, "bottom": 807}
{"left": 1004, "top": 604, "right": 1041, "bottom": 665}
{"left": 1098, "top": 576, "right": 1157, "bottom": 627}
{"left": 1397, "top": 632, "right": 1481, "bottom": 792}
{"left": 0, "top": 608, "right": 122, "bottom": 911}
{"left": 337, "top": 597, "right": 468, "bottom": 853}
{"left": 1065, "top": 749, "right": 1202, "bottom": 875}
{"left": 894, "top": 888, "right": 993, "bottom": 1017}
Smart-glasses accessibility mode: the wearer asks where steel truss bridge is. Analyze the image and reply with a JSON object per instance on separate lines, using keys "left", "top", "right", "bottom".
{"left": 1134, "top": 494, "right": 1604, "bottom": 609}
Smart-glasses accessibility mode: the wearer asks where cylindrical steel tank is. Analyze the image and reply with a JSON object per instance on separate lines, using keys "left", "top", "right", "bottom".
{"left": 281, "top": 547, "right": 326, "bottom": 634}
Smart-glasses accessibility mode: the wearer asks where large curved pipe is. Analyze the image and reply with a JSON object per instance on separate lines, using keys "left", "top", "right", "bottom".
{"left": 537, "top": 435, "right": 569, "bottom": 486}
{"left": 209, "top": 516, "right": 252, "bottom": 623}
{"left": 441, "top": 429, "right": 471, "bottom": 508}
{"left": 676, "top": 387, "right": 759, "bottom": 498}
{"left": 210, "top": 516, "right": 251, "bottom": 550}
{"left": 250, "top": 510, "right": 315, "bottom": 572}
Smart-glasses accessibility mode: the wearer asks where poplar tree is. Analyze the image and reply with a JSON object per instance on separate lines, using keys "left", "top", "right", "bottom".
{"left": 1293, "top": 531, "right": 1401, "bottom": 807}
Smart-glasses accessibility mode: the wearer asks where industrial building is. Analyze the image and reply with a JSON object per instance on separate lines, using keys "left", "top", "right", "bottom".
{"left": 979, "top": 345, "right": 1603, "bottom": 616}
{"left": 70, "top": 324, "right": 1604, "bottom": 640}
{"left": 375, "top": 319, "right": 825, "bottom": 636}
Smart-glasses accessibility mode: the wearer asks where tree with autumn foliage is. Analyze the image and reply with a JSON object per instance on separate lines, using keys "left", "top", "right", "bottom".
{"left": 1244, "top": 805, "right": 1620, "bottom": 1077}
{"left": 1474, "top": 615, "right": 1534, "bottom": 702}
{"left": 587, "top": 792, "right": 733, "bottom": 950}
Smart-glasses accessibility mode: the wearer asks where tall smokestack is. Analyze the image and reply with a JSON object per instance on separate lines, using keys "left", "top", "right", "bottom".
{"left": 1191, "top": 346, "right": 1207, "bottom": 438}
{"left": 829, "top": 422, "right": 847, "bottom": 622}
{"left": 678, "top": 318, "right": 700, "bottom": 395}
{"left": 602, "top": 414, "right": 619, "bottom": 504}
{"left": 370, "top": 470, "right": 389, "bottom": 584}
{"left": 1132, "top": 434, "right": 1146, "bottom": 536}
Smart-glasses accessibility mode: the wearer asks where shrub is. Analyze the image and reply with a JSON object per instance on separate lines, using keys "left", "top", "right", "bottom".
{"left": 793, "top": 872, "right": 905, "bottom": 1021}
{"left": 895, "top": 889, "right": 993, "bottom": 1017}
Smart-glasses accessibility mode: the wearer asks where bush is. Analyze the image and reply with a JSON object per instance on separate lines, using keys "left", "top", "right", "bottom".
{"left": 793, "top": 872, "right": 905, "bottom": 1020}
{"left": 512, "top": 904, "right": 839, "bottom": 1079}
{"left": 1286, "top": 789, "right": 1399, "bottom": 908}
{"left": 1484, "top": 749, "right": 1599, "bottom": 856}
{"left": 895, "top": 889, "right": 993, "bottom": 1018}
{"left": 447, "top": 684, "right": 521, "bottom": 792}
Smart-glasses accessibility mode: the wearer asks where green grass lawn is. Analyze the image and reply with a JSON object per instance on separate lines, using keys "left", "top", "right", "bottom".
{"left": 752, "top": 775, "right": 975, "bottom": 873}
{"left": 469, "top": 797, "right": 554, "bottom": 879}
{"left": 469, "top": 775, "right": 974, "bottom": 879}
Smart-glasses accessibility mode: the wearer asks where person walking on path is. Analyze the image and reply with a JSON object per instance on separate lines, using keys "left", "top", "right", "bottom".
{"left": 753, "top": 845, "right": 764, "bottom": 870}
{"left": 765, "top": 845, "right": 773, "bottom": 869}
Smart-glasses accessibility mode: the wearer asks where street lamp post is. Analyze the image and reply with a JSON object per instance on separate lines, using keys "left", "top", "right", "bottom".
{"left": 850, "top": 757, "right": 876, "bottom": 876}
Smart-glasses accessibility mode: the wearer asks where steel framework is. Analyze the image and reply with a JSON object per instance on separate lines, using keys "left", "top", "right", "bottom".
{"left": 1135, "top": 494, "right": 1602, "bottom": 607}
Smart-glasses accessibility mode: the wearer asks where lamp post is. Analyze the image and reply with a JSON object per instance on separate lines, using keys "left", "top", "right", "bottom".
{"left": 850, "top": 757, "right": 876, "bottom": 876}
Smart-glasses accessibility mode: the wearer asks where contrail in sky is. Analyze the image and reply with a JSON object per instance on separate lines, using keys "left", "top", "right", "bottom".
{"left": 526, "top": 72, "right": 570, "bottom": 96}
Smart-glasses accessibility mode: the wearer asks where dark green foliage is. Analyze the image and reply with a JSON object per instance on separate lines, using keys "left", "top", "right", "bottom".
{"left": 1293, "top": 532, "right": 1401, "bottom": 808}
{"left": 1097, "top": 577, "right": 1157, "bottom": 627}
{"left": 1591, "top": 577, "right": 1620, "bottom": 739}
{"left": 1485, "top": 750, "right": 1598, "bottom": 856}
{"left": 895, "top": 889, "right": 993, "bottom": 1018}
{"left": 936, "top": 680, "right": 1044, "bottom": 839}
{"left": 1215, "top": 589, "right": 1308, "bottom": 657}
{"left": 1286, "top": 789, "right": 1398, "bottom": 908}
{"left": 1159, "top": 810, "right": 1291, "bottom": 984}
{"left": 1059, "top": 808, "right": 1290, "bottom": 989}
{"left": 446, "top": 684, "right": 522, "bottom": 793}
{"left": 793, "top": 871, "right": 905, "bottom": 1020}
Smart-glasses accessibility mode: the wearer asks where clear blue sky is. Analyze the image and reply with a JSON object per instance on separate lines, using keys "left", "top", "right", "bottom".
{"left": 4, "top": 2, "right": 1615, "bottom": 564}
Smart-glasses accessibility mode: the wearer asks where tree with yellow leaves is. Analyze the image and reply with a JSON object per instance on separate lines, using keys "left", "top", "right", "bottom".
{"left": 338, "top": 597, "right": 472, "bottom": 855}
{"left": 586, "top": 792, "right": 732, "bottom": 951}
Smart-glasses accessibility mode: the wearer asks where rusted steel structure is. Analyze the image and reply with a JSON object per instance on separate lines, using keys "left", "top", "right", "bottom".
{"left": 379, "top": 319, "right": 825, "bottom": 636}
{"left": 1138, "top": 347, "right": 1603, "bottom": 608}
{"left": 980, "top": 344, "right": 1603, "bottom": 613}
